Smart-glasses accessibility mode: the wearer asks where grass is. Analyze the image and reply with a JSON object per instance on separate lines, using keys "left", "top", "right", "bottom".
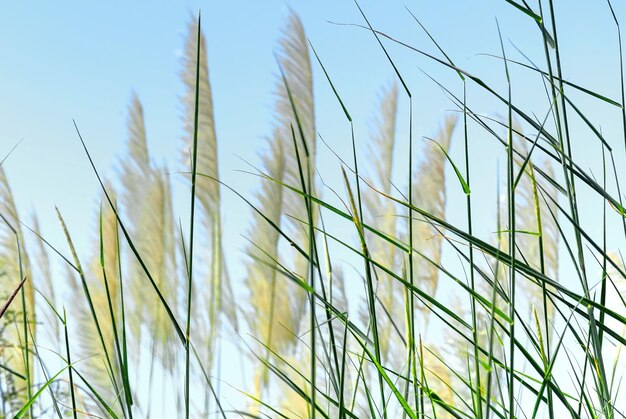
{"left": 1, "top": 1, "right": 626, "bottom": 418}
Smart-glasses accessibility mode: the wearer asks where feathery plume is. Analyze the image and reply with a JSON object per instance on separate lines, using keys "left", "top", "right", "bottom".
{"left": 410, "top": 115, "right": 458, "bottom": 316}
{"left": 361, "top": 82, "right": 404, "bottom": 362}
{"left": 118, "top": 93, "right": 152, "bottom": 355}
{"left": 137, "top": 167, "right": 178, "bottom": 371}
{"left": 245, "top": 136, "right": 292, "bottom": 400}
{"left": 512, "top": 128, "right": 558, "bottom": 340}
{"left": 31, "top": 213, "right": 59, "bottom": 342}
{"left": 245, "top": 10, "right": 317, "bottom": 407}
{"left": 0, "top": 165, "right": 34, "bottom": 411}
{"left": 180, "top": 16, "right": 237, "bottom": 386}
{"left": 274, "top": 10, "right": 316, "bottom": 288}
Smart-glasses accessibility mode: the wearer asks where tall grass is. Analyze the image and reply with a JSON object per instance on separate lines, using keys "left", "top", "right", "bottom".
{"left": 1, "top": 2, "right": 626, "bottom": 418}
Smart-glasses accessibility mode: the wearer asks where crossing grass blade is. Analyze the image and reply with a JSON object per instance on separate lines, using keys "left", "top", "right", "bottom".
{"left": 0, "top": 276, "right": 26, "bottom": 320}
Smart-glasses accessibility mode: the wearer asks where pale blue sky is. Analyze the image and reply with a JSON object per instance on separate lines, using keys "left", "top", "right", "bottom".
{"left": 1, "top": 0, "right": 621, "bottom": 257}
{"left": 1, "top": 1, "right": 626, "bottom": 413}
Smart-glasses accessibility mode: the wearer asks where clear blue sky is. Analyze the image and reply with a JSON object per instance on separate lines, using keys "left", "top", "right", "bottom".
{"left": 2, "top": 0, "right": 622, "bottom": 258}
{"left": 1, "top": 0, "right": 622, "bottom": 257}
{"left": 1, "top": 0, "right": 625, "bottom": 413}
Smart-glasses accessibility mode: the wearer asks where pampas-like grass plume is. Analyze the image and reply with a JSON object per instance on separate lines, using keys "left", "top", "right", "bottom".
{"left": 241, "top": 12, "right": 316, "bottom": 414}
{"left": 72, "top": 187, "right": 125, "bottom": 415}
{"left": 274, "top": 10, "right": 316, "bottom": 290}
{"left": 244, "top": 9, "right": 316, "bottom": 405}
{"left": 180, "top": 16, "right": 237, "bottom": 385}
{"left": 0, "top": 164, "right": 34, "bottom": 412}
{"left": 119, "top": 93, "right": 152, "bottom": 356}
{"left": 244, "top": 135, "right": 290, "bottom": 401}
{"left": 512, "top": 127, "right": 559, "bottom": 341}
{"left": 410, "top": 115, "right": 458, "bottom": 317}
{"left": 362, "top": 82, "right": 404, "bottom": 363}
{"left": 119, "top": 95, "right": 179, "bottom": 377}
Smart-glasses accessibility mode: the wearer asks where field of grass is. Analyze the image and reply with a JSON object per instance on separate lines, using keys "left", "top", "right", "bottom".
{"left": 2, "top": 1, "right": 626, "bottom": 418}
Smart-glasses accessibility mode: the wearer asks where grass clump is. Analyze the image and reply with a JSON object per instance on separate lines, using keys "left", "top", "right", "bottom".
{"left": 2, "top": 2, "right": 626, "bottom": 418}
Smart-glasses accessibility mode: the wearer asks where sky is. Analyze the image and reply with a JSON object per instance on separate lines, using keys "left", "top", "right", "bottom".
{"left": 1, "top": 0, "right": 626, "bottom": 415}
{"left": 2, "top": 0, "right": 622, "bottom": 259}
{"left": 0, "top": 0, "right": 621, "bottom": 283}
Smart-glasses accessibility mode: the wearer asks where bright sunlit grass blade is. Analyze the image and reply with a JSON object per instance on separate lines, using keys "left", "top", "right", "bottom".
{"left": 14, "top": 364, "right": 71, "bottom": 419}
